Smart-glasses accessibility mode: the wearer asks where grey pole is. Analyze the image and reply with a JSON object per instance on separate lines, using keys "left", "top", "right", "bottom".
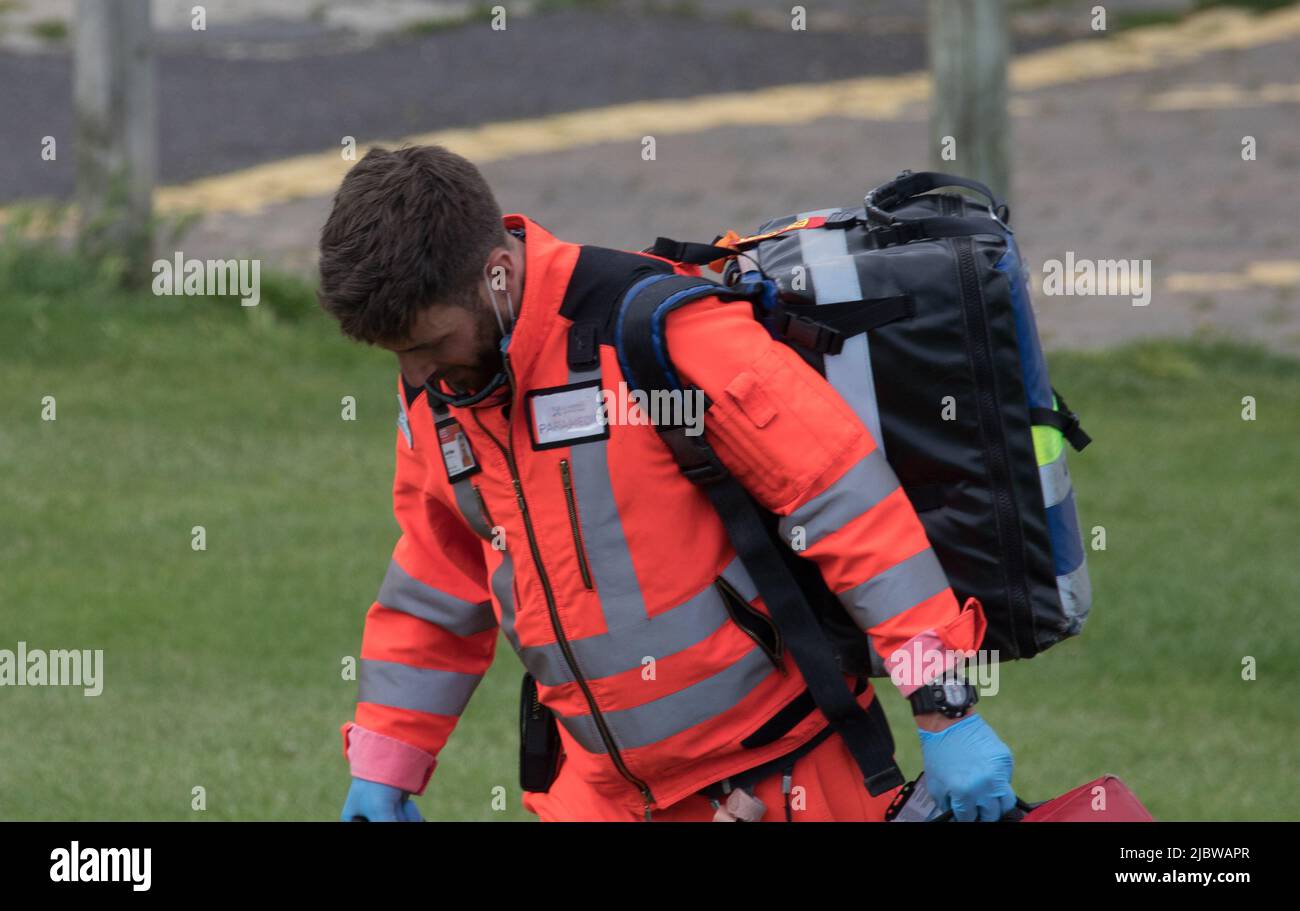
{"left": 927, "top": 0, "right": 1010, "bottom": 206}
{"left": 74, "top": 0, "right": 155, "bottom": 284}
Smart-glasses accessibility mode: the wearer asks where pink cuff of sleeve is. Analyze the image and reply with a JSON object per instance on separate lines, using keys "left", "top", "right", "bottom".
{"left": 341, "top": 722, "right": 437, "bottom": 795}
{"left": 886, "top": 596, "right": 989, "bottom": 697}
{"left": 887, "top": 630, "right": 963, "bottom": 697}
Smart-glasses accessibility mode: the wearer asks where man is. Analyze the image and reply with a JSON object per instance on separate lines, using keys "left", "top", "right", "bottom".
{"left": 319, "top": 144, "right": 1015, "bottom": 822}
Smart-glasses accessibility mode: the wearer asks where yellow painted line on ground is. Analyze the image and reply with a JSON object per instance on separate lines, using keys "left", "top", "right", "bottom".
{"left": 6, "top": 3, "right": 1300, "bottom": 223}
{"left": 1010, "top": 4, "right": 1300, "bottom": 90}
{"left": 1167, "top": 260, "right": 1300, "bottom": 293}
{"left": 149, "top": 72, "right": 932, "bottom": 216}
{"left": 1145, "top": 81, "right": 1300, "bottom": 110}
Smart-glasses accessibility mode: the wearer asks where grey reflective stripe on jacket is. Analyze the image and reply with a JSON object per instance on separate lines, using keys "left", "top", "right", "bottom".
{"left": 518, "top": 555, "right": 760, "bottom": 686}
{"left": 778, "top": 448, "right": 950, "bottom": 635}
{"left": 557, "top": 645, "right": 776, "bottom": 753}
{"left": 358, "top": 658, "right": 483, "bottom": 717}
{"left": 778, "top": 448, "right": 899, "bottom": 549}
{"left": 362, "top": 559, "right": 496, "bottom": 718}
{"left": 377, "top": 559, "right": 495, "bottom": 637}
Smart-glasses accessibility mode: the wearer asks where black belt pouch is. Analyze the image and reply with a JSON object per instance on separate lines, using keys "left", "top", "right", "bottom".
{"left": 519, "top": 672, "right": 562, "bottom": 792}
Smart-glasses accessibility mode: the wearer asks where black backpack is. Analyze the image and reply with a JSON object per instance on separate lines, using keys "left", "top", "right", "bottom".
{"left": 614, "top": 171, "right": 1092, "bottom": 794}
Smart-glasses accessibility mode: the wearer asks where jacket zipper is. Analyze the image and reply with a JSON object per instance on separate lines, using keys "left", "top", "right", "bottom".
{"left": 559, "top": 459, "right": 595, "bottom": 590}
{"left": 471, "top": 354, "right": 656, "bottom": 818}
{"left": 953, "top": 236, "right": 1035, "bottom": 652}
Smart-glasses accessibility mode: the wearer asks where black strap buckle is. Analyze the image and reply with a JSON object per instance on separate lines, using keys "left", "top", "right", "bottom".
{"left": 1030, "top": 404, "right": 1092, "bottom": 451}
{"left": 1060, "top": 408, "right": 1091, "bottom": 450}
{"left": 657, "top": 423, "right": 730, "bottom": 485}
{"left": 870, "top": 221, "right": 923, "bottom": 248}
{"left": 822, "top": 209, "right": 861, "bottom": 230}
{"left": 775, "top": 309, "right": 845, "bottom": 355}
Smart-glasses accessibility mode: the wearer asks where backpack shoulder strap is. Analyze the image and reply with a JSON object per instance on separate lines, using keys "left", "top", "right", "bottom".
{"left": 615, "top": 273, "right": 727, "bottom": 393}
{"left": 613, "top": 272, "right": 905, "bottom": 797}
{"left": 614, "top": 272, "right": 781, "bottom": 393}
{"left": 642, "top": 237, "right": 738, "bottom": 267}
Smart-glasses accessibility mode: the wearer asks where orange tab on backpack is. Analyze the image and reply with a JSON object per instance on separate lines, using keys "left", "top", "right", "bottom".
{"left": 707, "top": 229, "right": 743, "bottom": 273}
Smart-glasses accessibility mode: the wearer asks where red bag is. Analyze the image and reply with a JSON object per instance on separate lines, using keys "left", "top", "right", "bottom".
{"left": 888, "top": 773, "right": 1156, "bottom": 822}
{"left": 1021, "top": 774, "right": 1155, "bottom": 822}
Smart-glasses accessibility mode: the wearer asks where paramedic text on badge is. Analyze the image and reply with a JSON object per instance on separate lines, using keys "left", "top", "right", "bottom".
{"left": 527, "top": 380, "right": 609, "bottom": 450}
{"left": 436, "top": 417, "right": 479, "bottom": 482}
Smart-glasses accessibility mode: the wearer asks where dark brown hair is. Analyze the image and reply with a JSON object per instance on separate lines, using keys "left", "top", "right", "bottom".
{"left": 317, "top": 145, "right": 506, "bottom": 344}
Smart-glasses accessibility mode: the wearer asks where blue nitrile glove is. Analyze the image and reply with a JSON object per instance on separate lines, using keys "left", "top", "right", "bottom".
{"left": 340, "top": 777, "right": 424, "bottom": 822}
{"left": 917, "top": 713, "right": 1015, "bottom": 822}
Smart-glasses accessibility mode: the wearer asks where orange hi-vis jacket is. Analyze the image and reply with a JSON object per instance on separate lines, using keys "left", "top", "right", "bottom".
{"left": 340, "top": 213, "right": 988, "bottom": 818}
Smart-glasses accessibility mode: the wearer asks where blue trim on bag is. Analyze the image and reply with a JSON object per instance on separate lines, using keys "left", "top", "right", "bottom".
{"left": 648, "top": 284, "right": 722, "bottom": 391}
{"left": 615, "top": 272, "right": 677, "bottom": 389}
{"left": 1046, "top": 488, "right": 1085, "bottom": 577}
{"left": 994, "top": 237, "right": 1052, "bottom": 412}
{"left": 617, "top": 272, "right": 782, "bottom": 394}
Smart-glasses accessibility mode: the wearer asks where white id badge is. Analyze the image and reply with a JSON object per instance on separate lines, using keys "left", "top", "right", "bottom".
{"left": 526, "top": 380, "right": 609, "bottom": 450}
{"left": 436, "top": 416, "right": 479, "bottom": 482}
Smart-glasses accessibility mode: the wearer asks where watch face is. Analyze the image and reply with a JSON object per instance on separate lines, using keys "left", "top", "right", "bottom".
{"left": 942, "top": 681, "right": 968, "bottom": 706}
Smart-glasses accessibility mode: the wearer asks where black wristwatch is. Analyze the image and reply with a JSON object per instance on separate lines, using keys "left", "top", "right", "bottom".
{"left": 908, "top": 679, "right": 979, "bottom": 719}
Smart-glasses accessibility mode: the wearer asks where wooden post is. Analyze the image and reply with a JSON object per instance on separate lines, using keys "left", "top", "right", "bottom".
{"left": 74, "top": 0, "right": 155, "bottom": 283}
{"left": 928, "top": 0, "right": 1010, "bottom": 206}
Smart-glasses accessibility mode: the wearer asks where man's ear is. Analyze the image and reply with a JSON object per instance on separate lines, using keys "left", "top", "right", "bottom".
{"left": 483, "top": 255, "right": 511, "bottom": 292}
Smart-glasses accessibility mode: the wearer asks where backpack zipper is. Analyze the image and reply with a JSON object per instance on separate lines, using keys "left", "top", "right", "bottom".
{"left": 559, "top": 459, "right": 595, "bottom": 590}
{"left": 471, "top": 354, "right": 656, "bottom": 815}
{"left": 952, "top": 236, "right": 1035, "bottom": 652}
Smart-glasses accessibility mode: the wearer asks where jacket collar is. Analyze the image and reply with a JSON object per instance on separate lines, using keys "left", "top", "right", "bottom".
{"left": 498, "top": 213, "right": 580, "bottom": 387}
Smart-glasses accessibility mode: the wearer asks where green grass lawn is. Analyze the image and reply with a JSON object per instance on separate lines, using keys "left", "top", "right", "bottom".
{"left": 1, "top": 237, "right": 1296, "bottom": 821}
